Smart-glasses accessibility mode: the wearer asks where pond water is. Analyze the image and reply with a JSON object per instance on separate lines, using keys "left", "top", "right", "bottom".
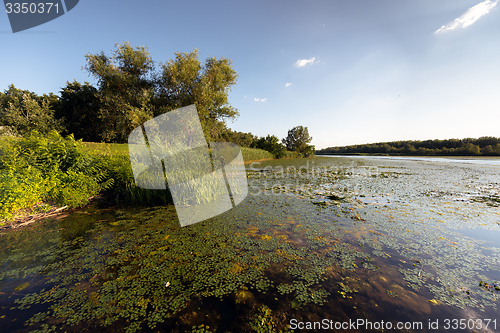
{"left": 1, "top": 156, "right": 499, "bottom": 332}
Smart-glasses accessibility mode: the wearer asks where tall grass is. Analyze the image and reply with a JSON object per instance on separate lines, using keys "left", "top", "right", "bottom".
{"left": 99, "top": 152, "right": 172, "bottom": 205}
{"left": 241, "top": 147, "right": 274, "bottom": 161}
{"left": 96, "top": 144, "right": 273, "bottom": 206}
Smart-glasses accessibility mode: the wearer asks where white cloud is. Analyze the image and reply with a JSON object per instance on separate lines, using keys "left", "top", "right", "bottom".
{"left": 435, "top": 0, "right": 498, "bottom": 33}
{"left": 254, "top": 98, "right": 267, "bottom": 102}
{"left": 285, "top": 82, "right": 292, "bottom": 87}
{"left": 294, "top": 57, "right": 316, "bottom": 68}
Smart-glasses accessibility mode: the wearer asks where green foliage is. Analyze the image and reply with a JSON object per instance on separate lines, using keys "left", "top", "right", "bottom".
{"left": 0, "top": 131, "right": 113, "bottom": 222}
{"left": 218, "top": 131, "right": 293, "bottom": 159}
{"left": 58, "top": 81, "right": 102, "bottom": 142}
{"left": 219, "top": 128, "right": 257, "bottom": 147}
{"left": 0, "top": 169, "right": 51, "bottom": 223}
{"left": 14, "top": 131, "right": 91, "bottom": 173}
{"left": 317, "top": 136, "right": 500, "bottom": 156}
{"left": 0, "top": 84, "right": 63, "bottom": 136}
{"left": 84, "top": 42, "right": 156, "bottom": 143}
{"left": 282, "top": 126, "right": 314, "bottom": 157}
{"left": 157, "top": 49, "right": 239, "bottom": 142}
{"left": 253, "top": 135, "right": 288, "bottom": 158}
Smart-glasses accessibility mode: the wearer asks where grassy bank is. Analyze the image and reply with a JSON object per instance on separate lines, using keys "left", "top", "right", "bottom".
{"left": 82, "top": 142, "right": 276, "bottom": 161}
{"left": 0, "top": 134, "right": 277, "bottom": 226}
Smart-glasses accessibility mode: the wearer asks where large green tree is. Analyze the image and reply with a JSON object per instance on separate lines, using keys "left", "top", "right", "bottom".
{"left": 84, "top": 43, "right": 239, "bottom": 143}
{"left": 84, "top": 42, "right": 156, "bottom": 142}
{"left": 282, "top": 126, "right": 314, "bottom": 156}
{"left": 157, "top": 50, "right": 239, "bottom": 142}
{"left": 253, "top": 135, "right": 287, "bottom": 158}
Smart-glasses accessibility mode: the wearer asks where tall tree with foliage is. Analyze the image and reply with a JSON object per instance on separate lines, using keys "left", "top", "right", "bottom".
{"left": 84, "top": 42, "right": 156, "bottom": 142}
{"left": 157, "top": 50, "right": 239, "bottom": 142}
{"left": 84, "top": 43, "right": 239, "bottom": 143}
{"left": 282, "top": 126, "right": 314, "bottom": 156}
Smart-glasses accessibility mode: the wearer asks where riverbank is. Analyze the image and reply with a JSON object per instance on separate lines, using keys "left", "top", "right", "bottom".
{"left": 0, "top": 136, "right": 284, "bottom": 229}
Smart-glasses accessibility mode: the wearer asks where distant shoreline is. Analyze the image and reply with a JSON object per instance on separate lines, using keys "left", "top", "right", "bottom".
{"left": 317, "top": 154, "right": 500, "bottom": 166}
{"left": 316, "top": 152, "right": 500, "bottom": 159}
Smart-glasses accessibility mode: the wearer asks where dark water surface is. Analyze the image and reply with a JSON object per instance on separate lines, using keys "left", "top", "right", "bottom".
{"left": 1, "top": 157, "right": 499, "bottom": 332}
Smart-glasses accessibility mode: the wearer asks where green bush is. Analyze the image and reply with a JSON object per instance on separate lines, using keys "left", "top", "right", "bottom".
{"left": 0, "top": 131, "right": 113, "bottom": 222}
{"left": 0, "top": 170, "right": 51, "bottom": 223}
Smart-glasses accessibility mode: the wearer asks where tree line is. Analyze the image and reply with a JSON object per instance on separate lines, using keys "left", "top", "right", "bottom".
{"left": 221, "top": 126, "right": 314, "bottom": 158}
{"left": 0, "top": 42, "right": 314, "bottom": 158}
{"left": 317, "top": 137, "right": 500, "bottom": 156}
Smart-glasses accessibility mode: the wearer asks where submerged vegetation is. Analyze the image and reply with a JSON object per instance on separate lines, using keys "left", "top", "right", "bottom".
{"left": 1, "top": 156, "right": 499, "bottom": 332}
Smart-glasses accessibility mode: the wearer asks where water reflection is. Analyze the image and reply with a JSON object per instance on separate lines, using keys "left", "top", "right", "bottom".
{"left": 460, "top": 228, "right": 500, "bottom": 248}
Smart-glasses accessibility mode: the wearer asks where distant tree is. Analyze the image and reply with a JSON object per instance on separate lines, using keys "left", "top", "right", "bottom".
{"left": 0, "top": 85, "right": 63, "bottom": 136}
{"left": 282, "top": 126, "right": 314, "bottom": 156}
{"left": 316, "top": 137, "right": 500, "bottom": 156}
{"left": 0, "top": 84, "right": 37, "bottom": 111}
{"left": 157, "top": 50, "right": 239, "bottom": 142}
{"left": 481, "top": 145, "right": 495, "bottom": 156}
{"left": 461, "top": 143, "right": 481, "bottom": 156}
{"left": 220, "top": 129, "right": 257, "bottom": 147}
{"left": 475, "top": 136, "right": 499, "bottom": 148}
{"left": 494, "top": 144, "right": 500, "bottom": 155}
{"left": 403, "top": 143, "right": 416, "bottom": 154}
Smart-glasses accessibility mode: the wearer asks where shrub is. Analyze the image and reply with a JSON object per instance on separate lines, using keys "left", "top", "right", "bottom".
{"left": 0, "top": 169, "right": 51, "bottom": 223}
{"left": 0, "top": 131, "right": 113, "bottom": 222}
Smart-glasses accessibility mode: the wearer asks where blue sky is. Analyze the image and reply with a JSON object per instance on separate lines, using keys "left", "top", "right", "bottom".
{"left": 1, "top": 0, "right": 499, "bottom": 149}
